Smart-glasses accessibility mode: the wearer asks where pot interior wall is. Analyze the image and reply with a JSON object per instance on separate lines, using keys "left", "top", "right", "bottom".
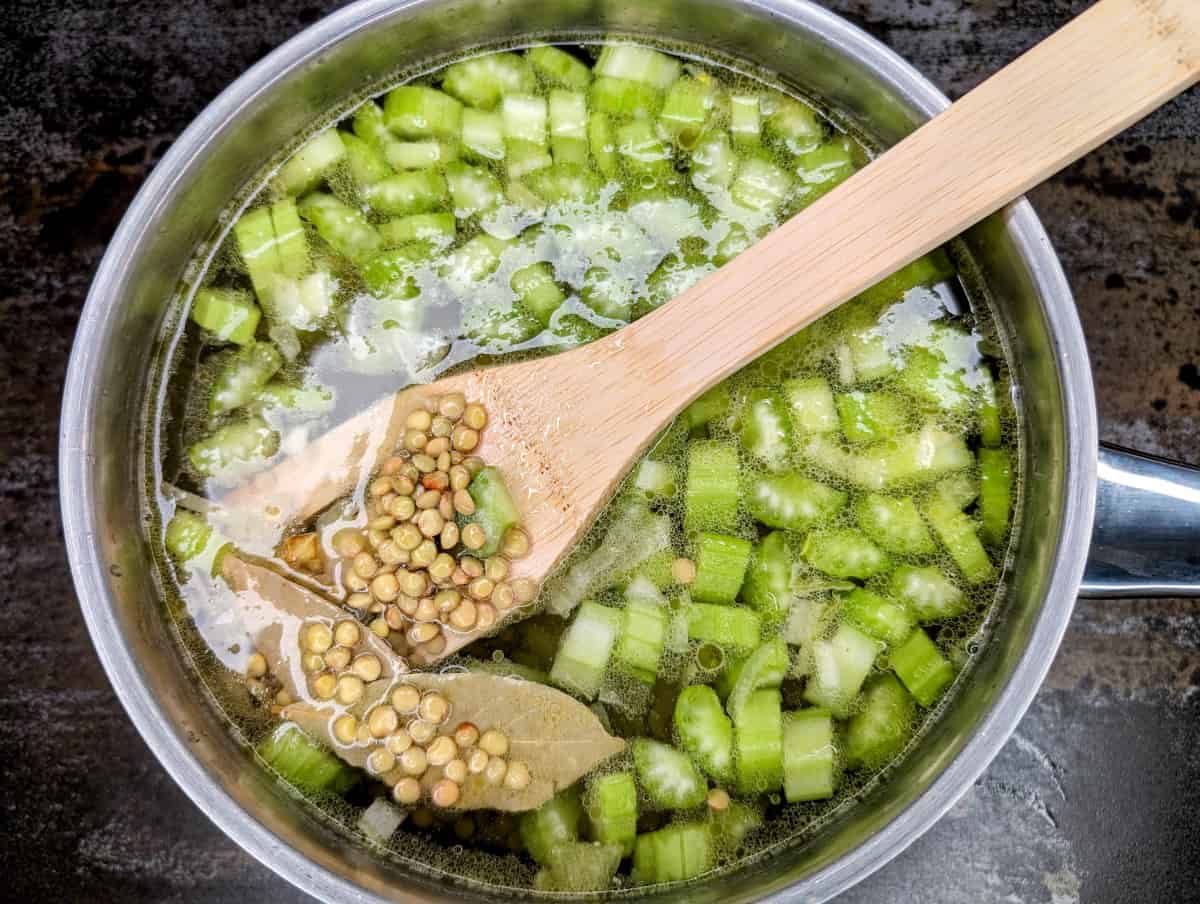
{"left": 72, "top": 0, "right": 1078, "bottom": 901}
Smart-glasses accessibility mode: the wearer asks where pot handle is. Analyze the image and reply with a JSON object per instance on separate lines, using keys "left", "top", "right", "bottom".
{"left": 1080, "top": 444, "right": 1200, "bottom": 598}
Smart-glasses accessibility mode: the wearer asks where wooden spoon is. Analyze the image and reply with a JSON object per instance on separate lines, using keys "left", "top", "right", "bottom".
{"left": 224, "top": 0, "right": 1200, "bottom": 660}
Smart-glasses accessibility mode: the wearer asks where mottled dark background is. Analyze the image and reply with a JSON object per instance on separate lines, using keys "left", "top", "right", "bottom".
{"left": 2, "top": 0, "right": 1198, "bottom": 901}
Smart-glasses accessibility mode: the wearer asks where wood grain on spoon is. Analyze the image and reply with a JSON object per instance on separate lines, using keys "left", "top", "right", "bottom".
{"left": 224, "top": 0, "right": 1200, "bottom": 659}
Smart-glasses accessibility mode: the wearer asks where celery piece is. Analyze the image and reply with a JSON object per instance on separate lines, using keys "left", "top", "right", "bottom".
{"left": 673, "top": 685, "right": 734, "bottom": 783}
{"left": 341, "top": 132, "right": 392, "bottom": 186}
{"left": 191, "top": 288, "right": 261, "bottom": 345}
{"left": 785, "top": 376, "right": 838, "bottom": 434}
{"left": 802, "top": 622, "right": 883, "bottom": 717}
{"left": 730, "top": 94, "right": 761, "bottom": 148}
{"left": 615, "top": 589, "right": 670, "bottom": 684}
{"left": 444, "top": 161, "right": 502, "bottom": 218}
{"left": 891, "top": 627, "right": 954, "bottom": 706}
{"left": 298, "top": 192, "right": 383, "bottom": 263}
{"left": 505, "top": 140, "right": 553, "bottom": 181}
{"left": 208, "top": 342, "right": 283, "bottom": 416}
{"left": 803, "top": 529, "right": 889, "bottom": 579}
{"left": 164, "top": 510, "right": 213, "bottom": 562}
{"left": 731, "top": 156, "right": 793, "bottom": 212}
{"left": 690, "top": 131, "right": 737, "bottom": 192}
{"left": 534, "top": 842, "right": 623, "bottom": 893}
{"left": 520, "top": 788, "right": 583, "bottom": 865}
{"left": 686, "top": 603, "right": 761, "bottom": 650}
{"left": 843, "top": 674, "right": 915, "bottom": 770}
{"left": 856, "top": 249, "right": 955, "bottom": 308}
{"left": 734, "top": 688, "right": 784, "bottom": 794}
{"left": 634, "top": 459, "right": 677, "bottom": 500}
{"left": 460, "top": 108, "right": 506, "bottom": 161}
{"left": 783, "top": 708, "right": 837, "bottom": 802}
{"left": 793, "top": 138, "right": 857, "bottom": 207}
{"left": 801, "top": 427, "right": 973, "bottom": 490}
{"left": 854, "top": 493, "right": 936, "bottom": 556}
{"left": 659, "top": 77, "right": 716, "bottom": 149}
{"left": 360, "top": 244, "right": 428, "bottom": 297}
{"left": 587, "top": 111, "right": 621, "bottom": 178}
{"left": 528, "top": 45, "right": 592, "bottom": 90}
{"left": 464, "top": 466, "right": 520, "bottom": 557}
{"left": 978, "top": 448, "right": 1013, "bottom": 546}
{"left": 548, "top": 313, "right": 610, "bottom": 347}
{"left": 188, "top": 417, "right": 280, "bottom": 478}
{"left": 550, "top": 602, "right": 622, "bottom": 700}
{"left": 747, "top": 472, "right": 846, "bottom": 532}
{"left": 835, "top": 390, "right": 909, "bottom": 445}
{"left": 890, "top": 565, "right": 967, "bottom": 622}
{"left": 584, "top": 771, "right": 638, "bottom": 856}
{"left": 595, "top": 45, "right": 682, "bottom": 90}
{"left": 979, "top": 367, "right": 1004, "bottom": 447}
{"left": 924, "top": 495, "right": 994, "bottom": 585}
{"left": 274, "top": 129, "right": 346, "bottom": 196}
{"left": 682, "top": 384, "right": 732, "bottom": 432}
{"left": 691, "top": 532, "right": 752, "bottom": 604}
{"left": 684, "top": 441, "right": 739, "bottom": 534}
{"left": 616, "top": 118, "right": 672, "bottom": 178}
{"left": 590, "top": 76, "right": 662, "bottom": 119}
{"left": 257, "top": 723, "right": 358, "bottom": 794}
{"left": 632, "top": 822, "right": 712, "bottom": 885}
{"left": 632, "top": 738, "right": 706, "bottom": 810}
{"left": 841, "top": 588, "right": 915, "bottom": 646}
{"left": 741, "top": 531, "right": 792, "bottom": 618}
{"left": 898, "top": 345, "right": 974, "bottom": 416}
{"left": 233, "top": 205, "right": 279, "bottom": 304}
{"left": 442, "top": 233, "right": 511, "bottom": 286}
{"left": 935, "top": 471, "right": 979, "bottom": 510}
{"left": 502, "top": 93, "right": 549, "bottom": 148}
{"left": 378, "top": 212, "right": 456, "bottom": 248}
{"left": 362, "top": 170, "right": 449, "bottom": 216}
{"left": 384, "top": 139, "right": 457, "bottom": 171}
{"left": 510, "top": 262, "right": 565, "bottom": 327}
{"left": 441, "top": 52, "right": 535, "bottom": 110}
{"left": 738, "top": 388, "right": 793, "bottom": 470}
{"left": 272, "top": 200, "right": 311, "bottom": 272}
{"left": 764, "top": 94, "right": 823, "bottom": 155}
{"left": 383, "top": 85, "right": 463, "bottom": 140}
{"left": 524, "top": 162, "right": 603, "bottom": 204}
{"left": 725, "top": 638, "right": 788, "bottom": 723}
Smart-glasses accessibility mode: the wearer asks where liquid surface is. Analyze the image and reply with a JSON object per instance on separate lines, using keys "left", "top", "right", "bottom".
{"left": 149, "top": 40, "right": 1018, "bottom": 895}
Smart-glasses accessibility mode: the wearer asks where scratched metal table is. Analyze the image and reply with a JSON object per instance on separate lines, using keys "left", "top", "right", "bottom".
{"left": 3, "top": 1, "right": 1198, "bottom": 900}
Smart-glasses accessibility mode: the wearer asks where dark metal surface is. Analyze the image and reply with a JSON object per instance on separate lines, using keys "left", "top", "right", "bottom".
{"left": 3, "top": 1, "right": 1198, "bottom": 902}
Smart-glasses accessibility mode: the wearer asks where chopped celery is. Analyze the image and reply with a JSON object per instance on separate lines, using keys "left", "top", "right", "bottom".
{"left": 615, "top": 588, "right": 670, "bottom": 683}
{"left": 341, "top": 132, "right": 392, "bottom": 185}
{"left": 550, "top": 602, "right": 622, "bottom": 700}
{"left": 891, "top": 628, "right": 954, "bottom": 706}
{"left": 257, "top": 723, "right": 358, "bottom": 794}
{"left": 461, "top": 108, "right": 506, "bottom": 161}
{"left": 616, "top": 118, "right": 672, "bottom": 179}
{"left": 747, "top": 471, "right": 846, "bottom": 532}
{"left": 740, "top": 531, "right": 792, "bottom": 618}
{"left": 835, "top": 390, "right": 909, "bottom": 445}
{"left": 802, "top": 529, "right": 890, "bottom": 579}
{"left": 682, "top": 384, "right": 732, "bottom": 432}
{"left": 673, "top": 685, "right": 734, "bottom": 783}
{"left": 208, "top": 341, "right": 283, "bottom": 415}
{"left": 164, "top": 510, "right": 213, "bottom": 562}
{"left": 924, "top": 495, "right": 994, "bottom": 585}
{"left": 691, "top": 532, "right": 752, "bottom": 604}
{"left": 731, "top": 156, "right": 793, "bottom": 212}
{"left": 708, "top": 799, "right": 763, "bottom": 851}
{"left": 524, "top": 162, "right": 602, "bottom": 204}
{"left": 801, "top": 427, "right": 973, "bottom": 490}
{"left": 841, "top": 588, "right": 915, "bottom": 646}
{"left": 659, "top": 77, "right": 717, "bottom": 149}
{"left": 591, "top": 76, "right": 662, "bottom": 119}
{"left": 585, "top": 771, "right": 638, "bottom": 856}
{"left": 785, "top": 376, "right": 838, "bottom": 434}
{"left": 384, "top": 139, "right": 457, "bottom": 171}
{"left": 384, "top": 85, "right": 463, "bottom": 140}
{"left": 979, "top": 367, "right": 1004, "bottom": 447}
{"left": 734, "top": 688, "right": 784, "bottom": 794}
{"left": 464, "top": 466, "right": 520, "bottom": 557}
{"left": 362, "top": 170, "right": 449, "bottom": 216}
{"left": 737, "top": 388, "right": 793, "bottom": 470}
{"left": 535, "top": 842, "right": 623, "bottom": 892}
{"left": 978, "top": 448, "right": 1013, "bottom": 546}
{"left": 793, "top": 138, "right": 857, "bottom": 207}
{"left": 190, "top": 288, "right": 261, "bottom": 345}
{"left": 273, "top": 129, "right": 346, "bottom": 196}
{"left": 690, "top": 131, "right": 737, "bottom": 192}
{"left": 935, "top": 471, "right": 979, "bottom": 510}
{"left": 443, "top": 233, "right": 511, "bottom": 286}
{"left": 520, "top": 788, "right": 583, "bottom": 865}
{"left": 729, "top": 94, "right": 761, "bottom": 148}
{"left": 506, "top": 140, "right": 553, "bottom": 180}
{"left": 802, "top": 622, "right": 883, "bottom": 717}
{"left": 898, "top": 345, "right": 974, "bottom": 416}
{"left": 378, "top": 212, "right": 457, "bottom": 248}
{"left": 684, "top": 441, "right": 739, "bottom": 534}
{"left": 843, "top": 674, "right": 915, "bottom": 770}
{"left": 188, "top": 417, "right": 280, "bottom": 478}
{"left": 502, "top": 94, "right": 549, "bottom": 147}
{"left": 441, "top": 52, "right": 535, "bottom": 109}
{"left": 587, "top": 111, "right": 621, "bottom": 178}
{"left": 298, "top": 192, "right": 383, "bottom": 262}
{"left": 632, "top": 738, "right": 706, "bottom": 810}
{"left": 632, "top": 822, "right": 712, "bottom": 884}
{"left": 854, "top": 494, "right": 936, "bottom": 556}
{"left": 725, "top": 638, "right": 788, "bottom": 723}
{"left": 856, "top": 250, "right": 955, "bottom": 308}
{"left": 634, "top": 459, "right": 677, "bottom": 500}
{"left": 595, "top": 45, "right": 681, "bottom": 90}
{"left": 686, "top": 603, "right": 761, "bottom": 650}
{"left": 890, "top": 565, "right": 968, "bottom": 622}
{"left": 764, "top": 94, "right": 823, "bottom": 154}
{"left": 510, "top": 262, "right": 565, "bottom": 327}
{"left": 529, "top": 45, "right": 592, "bottom": 90}
{"left": 783, "top": 709, "right": 837, "bottom": 802}
{"left": 444, "top": 161, "right": 503, "bottom": 216}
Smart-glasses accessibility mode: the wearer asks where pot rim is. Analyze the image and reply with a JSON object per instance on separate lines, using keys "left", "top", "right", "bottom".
{"left": 60, "top": 0, "right": 1098, "bottom": 901}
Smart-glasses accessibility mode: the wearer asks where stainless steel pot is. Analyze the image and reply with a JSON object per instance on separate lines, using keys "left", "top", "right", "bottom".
{"left": 59, "top": 1, "right": 1200, "bottom": 901}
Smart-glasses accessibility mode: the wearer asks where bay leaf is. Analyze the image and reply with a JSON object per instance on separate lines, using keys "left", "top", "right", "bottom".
{"left": 221, "top": 553, "right": 625, "bottom": 811}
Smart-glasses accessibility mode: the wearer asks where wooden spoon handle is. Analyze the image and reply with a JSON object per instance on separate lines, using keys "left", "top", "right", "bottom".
{"left": 604, "top": 0, "right": 1200, "bottom": 413}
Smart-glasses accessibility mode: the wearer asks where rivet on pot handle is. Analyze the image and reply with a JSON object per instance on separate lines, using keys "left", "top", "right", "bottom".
{"left": 1080, "top": 444, "right": 1200, "bottom": 597}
